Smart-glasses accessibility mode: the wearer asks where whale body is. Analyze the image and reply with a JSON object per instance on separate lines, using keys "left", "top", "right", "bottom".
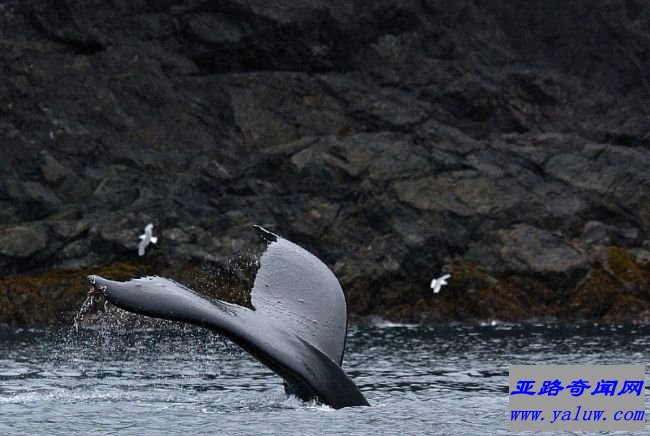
{"left": 88, "top": 226, "right": 368, "bottom": 409}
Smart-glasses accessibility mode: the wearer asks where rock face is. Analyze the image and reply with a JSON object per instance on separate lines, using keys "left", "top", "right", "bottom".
{"left": 0, "top": 0, "right": 649, "bottom": 324}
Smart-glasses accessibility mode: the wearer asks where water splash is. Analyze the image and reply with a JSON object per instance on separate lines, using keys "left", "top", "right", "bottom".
{"left": 72, "top": 296, "right": 95, "bottom": 333}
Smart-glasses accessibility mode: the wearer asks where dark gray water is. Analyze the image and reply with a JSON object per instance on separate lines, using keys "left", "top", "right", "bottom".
{"left": 1, "top": 321, "right": 649, "bottom": 435}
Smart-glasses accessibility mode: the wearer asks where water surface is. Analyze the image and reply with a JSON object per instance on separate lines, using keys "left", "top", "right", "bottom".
{"left": 1, "top": 322, "right": 649, "bottom": 435}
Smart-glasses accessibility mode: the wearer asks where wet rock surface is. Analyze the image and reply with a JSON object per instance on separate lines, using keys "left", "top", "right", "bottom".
{"left": 0, "top": 0, "right": 649, "bottom": 325}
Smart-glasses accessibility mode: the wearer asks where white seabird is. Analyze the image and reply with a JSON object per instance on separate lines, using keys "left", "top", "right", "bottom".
{"left": 138, "top": 223, "right": 158, "bottom": 256}
{"left": 430, "top": 273, "right": 451, "bottom": 294}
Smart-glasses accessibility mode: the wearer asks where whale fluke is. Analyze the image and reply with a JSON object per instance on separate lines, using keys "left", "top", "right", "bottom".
{"left": 87, "top": 226, "right": 368, "bottom": 409}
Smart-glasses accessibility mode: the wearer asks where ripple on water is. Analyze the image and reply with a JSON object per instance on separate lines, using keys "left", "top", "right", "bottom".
{"left": 1, "top": 325, "right": 650, "bottom": 435}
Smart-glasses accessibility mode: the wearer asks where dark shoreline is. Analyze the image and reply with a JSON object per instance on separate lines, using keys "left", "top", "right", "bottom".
{"left": 1, "top": 248, "right": 648, "bottom": 328}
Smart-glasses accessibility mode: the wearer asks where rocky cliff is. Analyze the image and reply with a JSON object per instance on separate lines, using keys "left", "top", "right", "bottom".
{"left": 1, "top": 0, "right": 649, "bottom": 325}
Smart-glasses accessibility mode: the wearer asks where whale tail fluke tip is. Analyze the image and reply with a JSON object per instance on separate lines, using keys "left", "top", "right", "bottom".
{"left": 253, "top": 225, "right": 278, "bottom": 243}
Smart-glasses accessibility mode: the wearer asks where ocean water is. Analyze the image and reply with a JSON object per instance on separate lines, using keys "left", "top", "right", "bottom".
{"left": 1, "top": 322, "right": 649, "bottom": 435}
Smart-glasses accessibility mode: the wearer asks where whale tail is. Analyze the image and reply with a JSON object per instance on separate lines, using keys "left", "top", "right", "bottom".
{"left": 88, "top": 226, "right": 368, "bottom": 409}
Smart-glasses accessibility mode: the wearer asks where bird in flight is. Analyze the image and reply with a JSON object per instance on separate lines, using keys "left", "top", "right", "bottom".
{"left": 138, "top": 223, "right": 158, "bottom": 256}
{"left": 430, "top": 273, "right": 450, "bottom": 294}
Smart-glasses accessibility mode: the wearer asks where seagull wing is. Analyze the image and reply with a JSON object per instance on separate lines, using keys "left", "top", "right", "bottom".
{"left": 431, "top": 274, "right": 451, "bottom": 293}
{"left": 138, "top": 239, "right": 147, "bottom": 256}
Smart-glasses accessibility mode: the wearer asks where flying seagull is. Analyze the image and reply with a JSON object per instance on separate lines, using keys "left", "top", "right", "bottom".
{"left": 138, "top": 223, "right": 157, "bottom": 256}
{"left": 430, "top": 273, "right": 450, "bottom": 294}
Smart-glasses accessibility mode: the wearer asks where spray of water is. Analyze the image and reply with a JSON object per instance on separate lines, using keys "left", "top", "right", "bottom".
{"left": 71, "top": 295, "right": 94, "bottom": 333}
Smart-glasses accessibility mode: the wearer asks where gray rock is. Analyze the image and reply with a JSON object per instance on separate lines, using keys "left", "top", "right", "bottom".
{"left": 2, "top": 180, "right": 62, "bottom": 220}
{"left": 40, "top": 150, "right": 69, "bottom": 183}
{"left": 394, "top": 172, "right": 530, "bottom": 218}
{"left": 39, "top": 150, "right": 93, "bottom": 201}
{"left": 291, "top": 133, "right": 429, "bottom": 181}
{"left": 0, "top": 224, "right": 48, "bottom": 258}
{"left": 164, "top": 227, "right": 194, "bottom": 244}
{"left": 49, "top": 219, "right": 90, "bottom": 240}
{"left": 0, "top": 0, "right": 649, "bottom": 322}
{"left": 581, "top": 221, "right": 615, "bottom": 245}
{"left": 494, "top": 224, "right": 590, "bottom": 274}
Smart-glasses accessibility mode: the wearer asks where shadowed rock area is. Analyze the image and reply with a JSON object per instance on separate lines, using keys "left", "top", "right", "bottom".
{"left": 0, "top": 0, "right": 649, "bottom": 326}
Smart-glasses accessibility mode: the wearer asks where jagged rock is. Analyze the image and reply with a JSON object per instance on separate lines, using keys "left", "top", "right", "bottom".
{"left": 49, "top": 219, "right": 89, "bottom": 240}
{"left": 0, "top": 223, "right": 48, "bottom": 259}
{"left": 492, "top": 224, "right": 590, "bottom": 274}
{"left": 164, "top": 227, "right": 194, "bottom": 244}
{"left": 0, "top": 0, "right": 649, "bottom": 324}
{"left": 1, "top": 180, "right": 62, "bottom": 221}
{"left": 40, "top": 149, "right": 69, "bottom": 183}
{"left": 39, "top": 149, "right": 93, "bottom": 201}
